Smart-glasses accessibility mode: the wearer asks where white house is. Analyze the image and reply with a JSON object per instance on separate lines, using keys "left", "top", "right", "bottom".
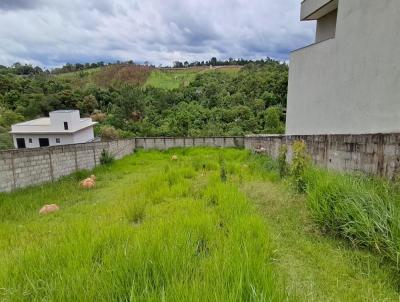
{"left": 286, "top": 0, "right": 400, "bottom": 135}
{"left": 10, "top": 110, "right": 97, "bottom": 149}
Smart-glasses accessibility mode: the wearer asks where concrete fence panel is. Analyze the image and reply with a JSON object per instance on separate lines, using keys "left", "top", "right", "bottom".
{"left": 0, "top": 139, "right": 135, "bottom": 193}
{"left": 245, "top": 134, "right": 400, "bottom": 179}
{"left": 4, "top": 134, "right": 400, "bottom": 193}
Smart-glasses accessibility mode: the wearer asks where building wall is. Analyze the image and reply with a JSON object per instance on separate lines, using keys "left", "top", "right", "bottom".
{"left": 12, "top": 127, "right": 95, "bottom": 149}
{"left": 301, "top": 0, "right": 334, "bottom": 20}
{"left": 287, "top": 0, "right": 400, "bottom": 135}
{"left": 315, "top": 9, "right": 337, "bottom": 42}
{"left": 72, "top": 127, "right": 95, "bottom": 144}
{"left": 13, "top": 134, "right": 75, "bottom": 149}
{"left": 49, "top": 110, "right": 81, "bottom": 131}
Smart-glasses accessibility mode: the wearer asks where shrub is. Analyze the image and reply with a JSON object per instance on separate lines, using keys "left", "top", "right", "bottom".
{"left": 99, "top": 125, "right": 119, "bottom": 141}
{"left": 100, "top": 149, "right": 114, "bottom": 165}
{"left": 264, "top": 106, "right": 285, "bottom": 134}
{"left": 277, "top": 144, "right": 288, "bottom": 178}
{"left": 291, "top": 140, "right": 309, "bottom": 193}
{"left": 91, "top": 111, "right": 107, "bottom": 122}
{"left": 77, "top": 94, "right": 98, "bottom": 115}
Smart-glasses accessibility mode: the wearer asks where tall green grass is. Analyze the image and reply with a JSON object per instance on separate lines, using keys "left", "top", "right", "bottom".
{"left": 304, "top": 169, "right": 400, "bottom": 269}
{"left": 252, "top": 146, "right": 400, "bottom": 275}
{"left": 0, "top": 148, "right": 290, "bottom": 301}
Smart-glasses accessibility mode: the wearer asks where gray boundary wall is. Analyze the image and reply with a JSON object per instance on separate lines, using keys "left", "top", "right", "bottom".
{"left": 245, "top": 134, "right": 400, "bottom": 180}
{"left": 135, "top": 136, "right": 244, "bottom": 150}
{"left": 3, "top": 134, "right": 400, "bottom": 193}
{"left": 0, "top": 139, "right": 135, "bottom": 192}
{"left": 0, "top": 137, "right": 243, "bottom": 193}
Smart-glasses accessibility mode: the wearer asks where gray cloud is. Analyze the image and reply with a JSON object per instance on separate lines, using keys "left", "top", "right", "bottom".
{"left": 0, "top": 0, "right": 42, "bottom": 11}
{"left": 0, "top": 0, "right": 315, "bottom": 68}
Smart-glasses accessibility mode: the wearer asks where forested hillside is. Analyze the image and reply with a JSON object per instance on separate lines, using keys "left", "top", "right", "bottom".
{"left": 0, "top": 59, "right": 288, "bottom": 149}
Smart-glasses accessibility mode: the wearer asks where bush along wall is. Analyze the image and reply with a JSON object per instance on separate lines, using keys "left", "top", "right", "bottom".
{"left": 277, "top": 139, "right": 400, "bottom": 275}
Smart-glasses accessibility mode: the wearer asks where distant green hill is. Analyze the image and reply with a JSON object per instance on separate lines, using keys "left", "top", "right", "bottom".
{"left": 54, "top": 65, "right": 242, "bottom": 90}
{"left": 144, "top": 66, "right": 241, "bottom": 90}
{"left": 54, "top": 65, "right": 152, "bottom": 89}
{"left": 0, "top": 61, "right": 287, "bottom": 149}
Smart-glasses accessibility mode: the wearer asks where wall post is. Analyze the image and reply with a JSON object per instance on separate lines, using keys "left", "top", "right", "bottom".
{"left": 48, "top": 149, "right": 54, "bottom": 181}
{"left": 11, "top": 151, "right": 16, "bottom": 190}
{"left": 93, "top": 144, "right": 97, "bottom": 166}
{"left": 74, "top": 145, "right": 78, "bottom": 171}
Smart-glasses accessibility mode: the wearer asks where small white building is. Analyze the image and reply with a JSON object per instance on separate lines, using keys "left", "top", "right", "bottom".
{"left": 10, "top": 110, "right": 97, "bottom": 149}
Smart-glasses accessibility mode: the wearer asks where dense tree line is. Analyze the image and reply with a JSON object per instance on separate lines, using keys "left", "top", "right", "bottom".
{"left": 0, "top": 63, "right": 47, "bottom": 76}
{"left": 1, "top": 57, "right": 283, "bottom": 76}
{"left": 172, "top": 57, "right": 282, "bottom": 68}
{"left": 0, "top": 60, "right": 287, "bottom": 149}
{"left": 51, "top": 60, "right": 146, "bottom": 75}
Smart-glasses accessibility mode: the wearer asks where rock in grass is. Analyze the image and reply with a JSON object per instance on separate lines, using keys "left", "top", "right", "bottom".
{"left": 254, "top": 147, "right": 267, "bottom": 154}
{"left": 39, "top": 204, "right": 60, "bottom": 215}
{"left": 171, "top": 155, "right": 178, "bottom": 161}
{"left": 80, "top": 175, "right": 96, "bottom": 189}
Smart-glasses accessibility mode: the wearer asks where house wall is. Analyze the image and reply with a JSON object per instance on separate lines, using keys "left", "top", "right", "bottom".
{"left": 301, "top": 0, "right": 334, "bottom": 20}
{"left": 12, "top": 127, "right": 95, "bottom": 149}
{"left": 12, "top": 134, "right": 75, "bottom": 149}
{"left": 72, "top": 127, "right": 95, "bottom": 144}
{"left": 49, "top": 110, "right": 81, "bottom": 131}
{"left": 315, "top": 9, "right": 337, "bottom": 42}
{"left": 287, "top": 0, "right": 400, "bottom": 135}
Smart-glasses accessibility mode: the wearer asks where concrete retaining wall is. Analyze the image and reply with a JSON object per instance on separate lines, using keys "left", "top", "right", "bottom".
{"left": 245, "top": 134, "right": 400, "bottom": 179}
{"left": 0, "top": 139, "right": 135, "bottom": 192}
{"left": 0, "top": 137, "right": 243, "bottom": 193}
{"left": 135, "top": 136, "right": 244, "bottom": 150}
{"left": 3, "top": 134, "right": 400, "bottom": 193}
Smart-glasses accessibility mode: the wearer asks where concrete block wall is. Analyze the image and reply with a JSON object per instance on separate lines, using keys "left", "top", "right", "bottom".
{"left": 4, "top": 134, "right": 400, "bottom": 193}
{"left": 135, "top": 137, "right": 245, "bottom": 150}
{"left": 245, "top": 134, "right": 400, "bottom": 179}
{"left": 0, "top": 153, "right": 14, "bottom": 192}
{"left": 0, "top": 139, "right": 135, "bottom": 193}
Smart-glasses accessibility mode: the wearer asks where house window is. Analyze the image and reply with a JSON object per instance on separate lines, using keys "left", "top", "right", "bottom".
{"left": 29, "top": 138, "right": 32, "bottom": 143}
{"left": 56, "top": 138, "right": 61, "bottom": 144}
{"left": 64, "top": 122, "right": 69, "bottom": 130}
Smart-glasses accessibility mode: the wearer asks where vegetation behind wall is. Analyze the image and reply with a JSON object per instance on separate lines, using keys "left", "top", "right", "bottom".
{"left": 0, "top": 59, "right": 288, "bottom": 149}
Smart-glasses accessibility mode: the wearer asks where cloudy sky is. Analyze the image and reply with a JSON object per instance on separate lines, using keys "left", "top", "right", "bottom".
{"left": 0, "top": 0, "right": 315, "bottom": 68}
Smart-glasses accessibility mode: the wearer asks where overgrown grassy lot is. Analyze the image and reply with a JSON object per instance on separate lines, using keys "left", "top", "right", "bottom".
{"left": 0, "top": 148, "right": 399, "bottom": 301}
{"left": 0, "top": 148, "right": 286, "bottom": 301}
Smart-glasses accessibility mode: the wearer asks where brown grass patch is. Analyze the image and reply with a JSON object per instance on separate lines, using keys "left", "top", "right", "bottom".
{"left": 94, "top": 64, "right": 153, "bottom": 88}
